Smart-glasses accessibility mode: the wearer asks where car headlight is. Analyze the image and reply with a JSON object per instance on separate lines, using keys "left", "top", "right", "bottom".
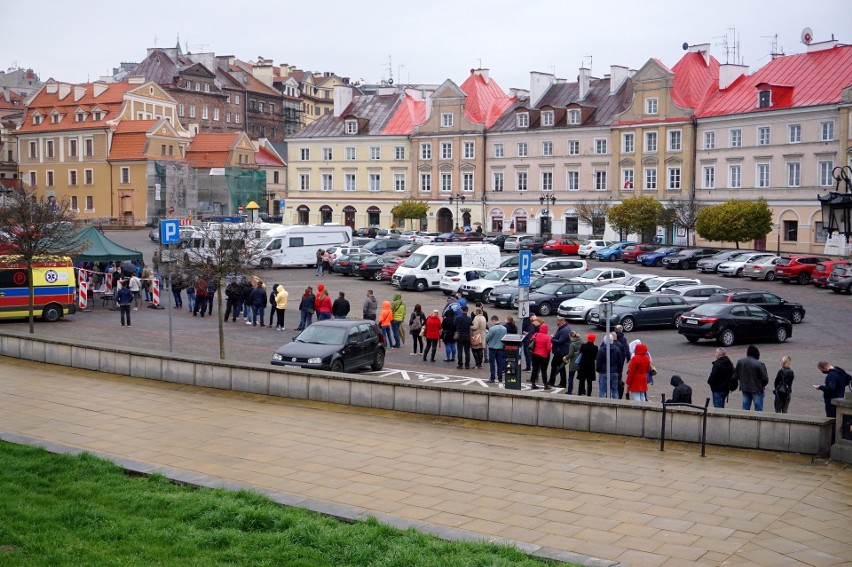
{"left": 272, "top": 353, "right": 283, "bottom": 361}
{"left": 569, "top": 306, "right": 582, "bottom": 311}
{"left": 307, "top": 357, "right": 323, "bottom": 364}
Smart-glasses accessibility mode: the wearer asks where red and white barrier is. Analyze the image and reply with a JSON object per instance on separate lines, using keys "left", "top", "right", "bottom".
{"left": 105, "top": 272, "right": 113, "bottom": 293}
{"left": 78, "top": 280, "right": 88, "bottom": 309}
{"left": 152, "top": 279, "right": 160, "bottom": 306}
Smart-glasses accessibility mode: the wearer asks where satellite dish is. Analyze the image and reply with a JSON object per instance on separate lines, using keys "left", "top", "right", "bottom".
{"left": 801, "top": 27, "right": 813, "bottom": 45}
{"left": 388, "top": 78, "right": 393, "bottom": 85}
{"left": 682, "top": 42, "right": 689, "bottom": 51}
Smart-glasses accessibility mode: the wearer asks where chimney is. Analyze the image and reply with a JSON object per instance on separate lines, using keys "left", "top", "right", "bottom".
{"left": 45, "top": 80, "right": 58, "bottom": 94}
{"left": 718, "top": 63, "right": 748, "bottom": 90}
{"left": 609, "top": 65, "right": 629, "bottom": 94}
{"left": 509, "top": 88, "right": 529, "bottom": 98}
{"left": 128, "top": 76, "right": 145, "bottom": 84}
{"left": 807, "top": 39, "right": 838, "bottom": 53}
{"left": 251, "top": 56, "right": 274, "bottom": 88}
{"left": 578, "top": 67, "right": 590, "bottom": 101}
{"left": 472, "top": 68, "right": 490, "bottom": 83}
{"left": 57, "top": 83, "right": 71, "bottom": 100}
{"left": 529, "top": 71, "right": 554, "bottom": 107}
{"left": 73, "top": 85, "right": 85, "bottom": 101}
{"left": 687, "top": 43, "right": 711, "bottom": 66}
{"left": 93, "top": 82, "right": 108, "bottom": 97}
{"left": 333, "top": 85, "right": 354, "bottom": 117}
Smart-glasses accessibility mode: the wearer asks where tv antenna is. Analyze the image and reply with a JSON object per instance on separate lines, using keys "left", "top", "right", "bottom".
{"left": 762, "top": 34, "right": 784, "bottom": 59}
{"left": 383, "top": 55, "right": 394, "bottom": 85}
{"left": 715, "top": 26, "right": 742, "bottom": 64}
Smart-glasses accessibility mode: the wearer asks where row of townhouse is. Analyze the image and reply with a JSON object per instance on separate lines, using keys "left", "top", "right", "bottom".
{"left": 286, "top": 39, "right": 852, "bottom": 255}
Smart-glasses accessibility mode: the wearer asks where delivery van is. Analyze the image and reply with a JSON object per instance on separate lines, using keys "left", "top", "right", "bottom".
{"left": 392, "top": 243, "right": 501, "bottom": 291}
{"left": 0, "top": 256, "right": 77, "bottom": 321}
{"left": 254, "top": 225, "right": 353, "bottom": 268}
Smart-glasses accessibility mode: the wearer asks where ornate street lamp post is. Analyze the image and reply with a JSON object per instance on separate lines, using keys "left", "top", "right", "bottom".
{"left": 818, "top": 166, "right": 852, "bottom": 255}
{"left": 448, "top": 193, "right": 466, "bottom": 231}
{"left": 539, "top": 194, "right": 556, "bottom": 236}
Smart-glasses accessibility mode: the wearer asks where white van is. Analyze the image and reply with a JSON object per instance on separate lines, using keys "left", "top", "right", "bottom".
{"left": 178, "top": 223, "right": 277, "bottom": 263}
{"left": 255, "top": 225, "right": 353, "bottom": 268}
{"left": 391, "top": 243, "right": 501, "bottom": 291}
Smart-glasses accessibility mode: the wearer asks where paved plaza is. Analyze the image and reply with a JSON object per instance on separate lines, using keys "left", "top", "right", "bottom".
{"left": 1, "top": 356, "right": 850, "bottom": 566}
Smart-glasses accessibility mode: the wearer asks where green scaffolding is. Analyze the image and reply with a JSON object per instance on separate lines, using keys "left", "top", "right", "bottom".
{"left": 226, "top": 167, "right": 267, "bottom": 211}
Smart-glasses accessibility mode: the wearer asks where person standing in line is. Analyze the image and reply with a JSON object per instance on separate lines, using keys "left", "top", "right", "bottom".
{"left": 170, "top": 273, "right": 185, "bottom": 309}
{"left": 441, "top": 308, "right": 457, "bottom": 362}
{"left": 408, "top": 304, "right": 425, "bottom": 355}
{"left": 504, "top": 315, "right": 517, "bottom": 335}
{"left": 223, "top": 278, "right": 241, "bottom": 322}
{"left": 315, "top": 284, "right": 332, "bottom": 321}
{"left": 577, "top": 333, "right": 598, "bottom": 397}
{"left": 297, "top": 287, "right": 315, "bottom": 330}
{"left": 315, "top": 249, "right": 324, "bottom": 276}
{"left": 193, "top": 275, "right": 208, "bottom": 317}
{"left": 470, "top": 307, "right": 487, "bottom": 369}
{"left": 815, "top": 361, "right": 849, "bottom": 419}
{"left": 267, "top": 284, "right": 279, "bottom": 327}
{"left": 485, "top": 315, "right": 507, "bottom": 383}
{"left": 274, "top": 284, "right": 289, "bottom": 330}
{"left": 322, "top": 250, "right": 332, "bottom": 275}
{"left": 625, "top": 343, "right": 651, "bottom": 401}
{"left": 529, "top": 323, "right": 552, "bottom": 390}
{"left": 240, "top": 277, "right": 254, "bottom": 320}
{"left": 773, "top": 356, "right": 794, "bottom": 414}
{"left": 454, "top": 305, "right": 473, "bottom": 370}
{"left": 332, "top": 291, "right": 350, "bottom": 319}
{"left": 670, "top": 375, "right": 693, "bottom": 404}
{"left": 129, "top": 272, "right": 142, "bottom": 310}
{"left": 735, "top": 345, "right": 769, "bottom": 411}
{"left": 475, "top": 301, "right": 490, "bottom": 363}
{"left": 548, "top": 317, "right": 572, "bottom": 388}
{"left": 115, "top": 280, "right": 134, "bottom": 327}
{"left": 422, "top": 309, "right": 442, "bottom": 363}
{"left": 707, "top": 347, "right": 735, "bottom": 408}
{"left": 362, "top": 289, "right": 377, "bottom": 320}
{"left": 596, "top": 332, "right": 624, "bottom": 399}
{"left": 614, "top": 324, "right": 631, "bottom": 399}
{"left": 521, "top": 315, "right": 539, "bottom": 372}
{"left": 390, "top": 293, "right": 406, "bottom": 348}
{"left": 563, "top": 331, "right": 582, "bottom": 395}
{"left": 379, "top": 300, "right": 394, "bottom": 346}
{"left": 141, "top": 264, "right": 153, "bottom": 302}
{"left": 248, "top": 281, "right": 267, "bottom": 326}
{"left": 207, "top": 278, "right": 217, "bottom": 316}
{"left": 185, "top": 276, "right": 196, "bottom": 313}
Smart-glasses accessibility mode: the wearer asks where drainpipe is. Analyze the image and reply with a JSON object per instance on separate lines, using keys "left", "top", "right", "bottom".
{"left": 690, "top": 117, "right": 698, "bottom": 246}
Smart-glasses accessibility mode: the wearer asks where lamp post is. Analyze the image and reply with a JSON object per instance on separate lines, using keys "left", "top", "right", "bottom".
{"left": 264, "top": 191, "right": 278, "bottom": 214}
{"left": 448, "top": 193, "right": 466, "bottom": 231}
{"left": 818, "top": 166, "right": 852, "bottom": 255}
{"left": 539, "top": 194, "right": 556, "bottom": 237}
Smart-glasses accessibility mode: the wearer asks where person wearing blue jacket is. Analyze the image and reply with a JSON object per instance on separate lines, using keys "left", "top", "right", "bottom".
{"left": 485, "top": 316, "right": 507, "bottom": 383}
{"left": 115, "top": 283, "right": 134, "bottom": 327}
{"left": 596, "top": 332, "right": 624, "bottom": 399}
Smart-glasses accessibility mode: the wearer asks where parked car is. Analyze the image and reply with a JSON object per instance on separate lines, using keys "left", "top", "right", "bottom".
{"left": 414, "top": 231, "right": 441, "bottom": 245}
{"left": 827, "top": 265, "right": 852, "bottom": 293}
{"left": 354, "top": 227, "right": 380, "bottom": 238}
{"left": 658, "top": 284, "right": 726, "bottom": 304}
{"left": 483, "top": 233, "right": 509, "bottom": 250}
{"left": 716, "top": 253, "right": 777, "bottom": 277}
{"left": 374, "top": 228, "right": 402, "bottom": 240}
{"left": 605, "top": 274, "right": 658, "bottom": 292}
{"left": 379, "top": 257, "right": 408, "bottom": 280}
{"left": 499, "top": 255, "right": 520, "bottom": 268}
{"left": 774, "top": 254, "right": 832, "bottom": 284}
{"left": 705, "top": 290, "right": 806, "bottom": 323}
{"left": 595, "top": 241, "right": 639, "bottom": 262}
{"left": 385, "top": 243, "right": 421, "bottom": 258}
{"left": 556, "top": 286, "right": 634, "bottom": 323}
{"left": 502, "top": 234, "right": 531, "bottom": 252}
{"left": 460, "top": 267, "right": 519, "bottom": 301}
{"left": 639, "top": 276, "right": 701, "bottom": 293}
{"left": 812, "top": 260, "right": 850, "bottom": 288}
{"left": 531, "top": 257, "right": 588, "bottom": 278}
{"left": 148, "top": 229, "right": 159, "bottom": 243}
{"left": 578, "top": 239, "right": 614, "bottom": 259}
{"left": 332, "top": 253, "right": 371, "bottom": 276}
{"left": 258, "top": 213, "right": 283, "bottom": 223}
{"left": 677, "top": 303, "right": 792, "bottom": 347}
{"left": 590, "top": 293, "right": 692, "bottom": 331}
{"left": 400, "top": 230, "right": 419, "bottom": 241}
{"left": 542, "top": 237, "right": 581, "bottom": 256}
{"left": 621, "top": 243, "right": 660, "bottom": 263}
{"left": 433, "top": 232, "right": 455, "bottom": 243}
{"left": 518, "top": 235, "right": 549, "bottom": 253}
{"left": 439, "top": 268, "right": 490, "bottom": 296}
{"left": 434, "top": 231, "right": 485, "bottom": 243}
{"left": 486, "top": 275, "right": 567, "bottom": 307}
{"left": 271, "top": 320, "right": 385, "bottom": 373}
{"left": 352, "top": 255, "right": 391, "bottom": 280}
{"left": 570, "top": 267, "right": 630, "bottom": 286}
{"left": 661, "top": 248, "right": 719, "bottom": 269}
{"left": 745, "top": 255, "right": 783, "bottom": 281}
{"left": 516, "top": 281, "right": 594, "bottom": 316}
{"left": 697, "top": 250, "right": 751, "bottom": 273}
{"left": 636, "top": 246, "right": 683, "bottom": 267}
{"left": 351, "top": 237, "right": 372, "bottom": 247}
{"left": 362, "top": 239, "right": 407, "bottom": 255}
{"left": 328, "top": 245, "right": 369, "bottom": 264}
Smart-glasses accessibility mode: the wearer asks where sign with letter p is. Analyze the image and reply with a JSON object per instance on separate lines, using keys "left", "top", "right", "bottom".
{"left": 160, "top": 219, "right": 180, "bottom": 245}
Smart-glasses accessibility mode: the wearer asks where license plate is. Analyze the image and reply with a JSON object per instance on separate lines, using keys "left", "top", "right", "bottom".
{"left": 590, "top": 314, "right": 599, "bottom": 321}
{"left": 684, "top": 319, "right": 698, "bottom": 325}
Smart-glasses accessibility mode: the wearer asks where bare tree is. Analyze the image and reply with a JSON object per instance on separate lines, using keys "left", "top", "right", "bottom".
{"left": 0, "top": 186, "right": 83, "bottom": 334}
{"left": 664, "top": 197, "right": 704, "bottom": 246}
{"left": 575, "top": 198, "right": 611, "bottom": 237}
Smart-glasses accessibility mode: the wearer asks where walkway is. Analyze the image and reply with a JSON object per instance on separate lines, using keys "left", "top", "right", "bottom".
{"left": 1, "top": 357, "right": 850, "bottom": 566}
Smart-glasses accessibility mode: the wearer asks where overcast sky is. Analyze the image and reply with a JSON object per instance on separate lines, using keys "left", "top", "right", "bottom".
{"left": 4, "top": 0, "right": 848, "bottom": 91}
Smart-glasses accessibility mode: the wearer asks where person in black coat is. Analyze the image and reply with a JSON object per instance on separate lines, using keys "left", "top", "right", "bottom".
{"left": 773, "top": 356, "right": 794, "bottom": 414}
{"left": 332, "top": 292, "right": 351, "bottom": 319}
{"left": 670, "top": 375, "right": 693, "bottom": 404}
{"left": 441, "top": 309, "right": 457, "bottom": 362}
{"left": 707, "top": 347, "right": 735, "bottom": 408}
{"left": 248, "top": 282, "right": 267, "bottom": 326}
{"left": 576, "top": 333, "right": 599, "bottom": 397}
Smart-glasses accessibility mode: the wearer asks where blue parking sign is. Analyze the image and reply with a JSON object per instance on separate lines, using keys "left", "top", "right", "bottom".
{"left": 160, "top": 219, "right": 180, "bottom": 245}
{"left": 519, "top": 250, "right": 532, "bottom": 287}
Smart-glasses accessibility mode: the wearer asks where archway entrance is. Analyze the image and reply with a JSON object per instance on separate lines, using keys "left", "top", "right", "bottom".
{"left": 436, "top": 208, "right": 453, "bottom": 233}
{"left": 320, "top": 205, "right": 333, "bottom": 225}
{"left": 297, "top": 205, "right": 310, "bottom": 225}
{"left": 367, "top": 206, "right": 381, "bottom": 227}
{"left": 343, "top": 205, "right": 356, "bottom": 228}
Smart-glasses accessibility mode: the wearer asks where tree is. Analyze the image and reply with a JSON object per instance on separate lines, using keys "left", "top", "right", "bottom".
{"left": 664, "top": 197, "right": 704, "bottom": 246}
{"left": 391, "top": 199, "right": 429, "bottom": 230}
{"left": 575, "top": 198, "right": 611, "bottom": 237}
{"left": 0, "top": 186, "right": 82, "bottom": 334}
{"left": 695, "top": 199, "right": 773, "bottom": 249}
{"left": 606, "top": 196, "right": 665, "bottom": 241}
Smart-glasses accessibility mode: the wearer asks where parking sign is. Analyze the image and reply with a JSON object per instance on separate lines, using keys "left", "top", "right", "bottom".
{"left": 160, "top": 219, "right": 180, "bottom": 245}
{"left": 519, "top": 250, "right": 532, "bottom": 287}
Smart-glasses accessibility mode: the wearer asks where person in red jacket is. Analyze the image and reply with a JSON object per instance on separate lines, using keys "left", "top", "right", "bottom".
{"left": 422, "top": 309, "right": 443, "bottom": 363}
{"left": 314, "top": 283, "right": 332, "bottom": 320}
{"left": 530, "top": 323, "right": 553, "bottom": 390}
{"left": 625, "top": 342, "right": 651, "bottom": 401}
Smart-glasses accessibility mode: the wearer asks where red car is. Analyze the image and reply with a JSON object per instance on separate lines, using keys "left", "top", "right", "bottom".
{"left": 542, "top": 238, "right": 580, "bottom": 256}
{"left": 812, "top": 260, "right": 849, "bottom": 287}
{"left": 379, "top": 257, "right": 407, "bottom": 280}
{"left": 621, "top": 244, "right": 659, "bottom": 263}
{"left": 775, "top": 254, "right": 832, "bottom": 284}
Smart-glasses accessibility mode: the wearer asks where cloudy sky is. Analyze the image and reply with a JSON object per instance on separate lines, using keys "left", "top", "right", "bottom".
{"left": 4, "top": 0, "right": 848, "bottom": 90}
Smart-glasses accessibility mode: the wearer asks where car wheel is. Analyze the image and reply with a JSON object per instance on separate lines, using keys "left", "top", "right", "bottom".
{"left": 537, "top": 303, "right": 552, "bottom": 316}
{"left": 371, "top": 349, "right": 385, "bottom": 371}
{"left": 735, "top": 268, "right": 743, "bottom": 277}
{"left": 797, "top": 272, "right": 810, "bottom": 285}
{"left": 719, "top": 329, "right": 736, "bottom": 347}
{"left": 585, "top": 311, "right": 594, "bottom": 324}
{"left": 775, "top": 326, "right": 789, "bottom": 343}
{"left": 686, "top": 336, "right": 700, "bottom": 343}
{"left": 621, "top": 316, "right": 635, "bottom": 332}
{"left": 260, "top": 258, "right": 272, "bottom": 269}
{"left": 42, "top": 304, "right": 62, "bottom": 322}
{"left": 590, "top": 251, "right": 597, "bottom": 259}
{"left": 442, "top": 290, "right": 451, "bottom": 296}
{"left": 653, "top": 258, "right": 663, "bottom": 267}
{"left": 790, "top": 309, "right": 803, "bottom": 324}
{"left": 373, "top": 271, "right": 382, "bottom": 281}
{"left": 831, "top": 287, "right": 841, "bottom": 294}
{"left": 679, "top": 260, "right": 689, "bottom": 269}
{"left": 765, "top": 271, "right": 775, "bottom": 281}
{"left": 414, "top": 279, "right": 428, "bottom": 292}
{"left": 331, "top": 359, "right": 345, "bottom": 373}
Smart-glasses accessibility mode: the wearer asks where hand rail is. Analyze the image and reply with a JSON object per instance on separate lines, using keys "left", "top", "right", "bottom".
{"left": 660, "top": 394, "right": 711, "bottom": 457}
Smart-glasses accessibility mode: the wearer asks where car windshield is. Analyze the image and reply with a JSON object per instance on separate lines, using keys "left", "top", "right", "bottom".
{"left": 294, "top": 325, "right": 346, "bottom": 345}
{"left": 583, "top": 268, "right": 605, "bottom": 279}
{"left": 643, "top": 278, "right": 667, "bottom": 289}
{"left": 536, "top": 283, "right": 564, "bottom": 294}
{"left": 402, "top": 253, "right": 426, "bottom": 268}
{"left": 614, "top": 295, "right": 645, "bottom": 307}
{"left": 689, "top": 304, "right": 732, "bottom": 316}
{"left": 483, "top": 270, "right": 509, "bottom": 281}
{"left": 546, "top": 239, "right": 557, "bottom": 245}
{"left": 654, "top": 247, "right": 678, "bottom": 254}
{"left": 577, "top": 288, "right": 607, "bottom": 301}
{"left": 531, "top": 259, "right": 549, "bottom": 269}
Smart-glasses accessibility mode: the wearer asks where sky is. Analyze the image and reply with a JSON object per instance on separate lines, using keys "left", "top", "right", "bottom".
{"left": 4, "top": 0, "right": 849, "bottom": 91}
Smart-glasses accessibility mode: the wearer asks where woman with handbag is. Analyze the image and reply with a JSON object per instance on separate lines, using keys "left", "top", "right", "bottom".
{"left": 773, "top": 356, "right": 794, "bottom": 414}
{"left": 625, "top": 343, "right": 652, "bottom": 401}
{"left": 529, "top": 323, "right": 553, "bottom": 389}
{"left": 470, "top": 307, "right": 487, "bottom": 369}
{"left": 577, "top": 333, "right": 599, "bottom": 397}
{"left": 408, "top": 304, "right": 426, "bottom": 356}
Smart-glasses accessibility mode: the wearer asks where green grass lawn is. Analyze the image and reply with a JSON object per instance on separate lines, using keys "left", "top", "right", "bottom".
{"left": 0, "top": 442, "right": 565, "bottom": 566}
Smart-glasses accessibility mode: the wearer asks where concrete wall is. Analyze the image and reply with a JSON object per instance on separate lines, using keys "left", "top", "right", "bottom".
{"left": 0, "top": 331, "right": 833, "bottom": 456}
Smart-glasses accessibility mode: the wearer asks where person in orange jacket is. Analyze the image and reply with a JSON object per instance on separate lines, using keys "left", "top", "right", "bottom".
{"left": 379, "top": 300, "right": 393, "bottom": 346}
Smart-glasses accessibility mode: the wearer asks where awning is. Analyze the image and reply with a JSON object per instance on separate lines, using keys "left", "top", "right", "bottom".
{"left": 320, "top": 205, "right": 332, "bottom": 212}
{"left": 367, "top": 206, "right": 381, "bottom": 213}
{"left": 297, "top": 205, "right": 310, "bottom": 212}
{"left": 343, "top": 205, "right": 356, "bottom": 212}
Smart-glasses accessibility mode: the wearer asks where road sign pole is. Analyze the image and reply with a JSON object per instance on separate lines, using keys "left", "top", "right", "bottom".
{"left": 518, "top": 249, "right": 533, "bottom": 359}
{"left": 159, "top": 220, "right": 176, "bottom": 353}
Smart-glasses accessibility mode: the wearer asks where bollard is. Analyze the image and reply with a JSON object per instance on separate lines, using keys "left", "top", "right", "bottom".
{"left": 78, "top": 279, "right": 88, "bottom": 310}
{"left": 152, "top": 278, "right": 160, "bottom": 306}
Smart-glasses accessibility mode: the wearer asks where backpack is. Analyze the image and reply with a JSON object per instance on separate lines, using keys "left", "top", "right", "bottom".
{"left": 837, "top": 366, "right": 852, "bottom": 392}
{"left": 728, "top": 374, "right": 739, "bottom": 392}
{"left": 409, "top": 315, "right": 422, "bottom": 332}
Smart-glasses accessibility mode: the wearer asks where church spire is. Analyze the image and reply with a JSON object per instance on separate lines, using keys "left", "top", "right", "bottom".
{"left": 175, "top": 34, "right": 183, "bottom": 56}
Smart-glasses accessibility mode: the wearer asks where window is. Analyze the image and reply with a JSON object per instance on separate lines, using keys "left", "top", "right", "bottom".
{"left": 46, "top": 171, "right": 54, "bottom": 187}
{"left": 493, "top": 143, "right": 504, "bottom": 158}
{"left": 120, "top": 167, "right": 130, "bottom": 184}
{"left": 84, "top": 169, "right": 93, "bottom": 185}
{"left": 595, "top": 139, "right": 607, "bottom": 154}
{"left": 70, "top": 196, "right": 78, "bottom": 211}
{"left": 234, "top": 114, "right": 240, "bottom": 124}
{"left": 541, "top": 171, "right": 553, "bottom": 192}
{"left": 226, "top": 94, "right": 231, "bottom": 103}
{"left": 32, "top": 114, "right": 42, "bottom": 125}
{"left": 249, "top": 100, "right": 256, "bottom": 111}
{"left": 702, "top": 166, "right": 715, "bottom": 189}
{"left": 273, "top": 171, "right": 280, "bottom": 184}
{"left": 462, "top": 172, "right": 474, "bottom": 192}
{"left": 492, "top": 172, "right": 503, "bottom": 192}
{"left": 322, "top": 173, "right": 333, "bottom": 191}
{"left": 441, "top": 142, "right": 452, "bottom": 160}
{"left": 541, "top": 141, "right": 553, "bottom": 157}
{"left": 85, "top": 139, "right": 93, "bottom": 157}
{"left": 29, "top": 171, "right": 36, "bottom": 187}
{"left": 300, "top": 148, "right": 310, "bottom": 161}
{"left": 542, "top": 111, "right": 554, "bottom": 126}
{"left": 75, "top": 112, "right": 85, "bottom": 122}
{"left": 441, "top": 113, "right": 453, "bottom": 127}
{"left": 595, "top": 171, "right": 607, "bottom": 191}
{"left": 516, "top": 171, "right": 528, "bottom": 191}
{"left": 369, "top": 146, "right": 380, "bottom": 160}
{"left": 788, "top": 124, "right": 801, "bottom": 143}
{"left": 194, "top": 82, "right": 200, "bottom": 92}
{"left": 369, "top": 173, "right": 380, "bottom": 192}
{"left": 703, "top": 131, "right": 715, "bottom": 150}
{"left": 729, "top": 164, "right": 742, "bottom": 188}
{"left": 819, "top": 161, "right": 834, "bottom": 186}
{"left": 345, "top": 147, "right": 356, "bottom": 160}
{"left": 667, "top": 167, "right": 681, "bottom": 190}
{"left": 258, "top": 102, "right": 264, "bottom": 112}
{"left": 420, "top": 142, "right": 431, "bottom": 160}
{"left": 786, "top": 162, "right": 800, "bottom": 187}
{"left": 213, "top": 108, "right": 219, "bottom": 121}
{"left": 568, "top": 140, "right": 579, "bottom": 156}
{"left": 783, "top": 220, "right": 798, "bottom": 242}
{"left": 299, "top": 173, "right": 310, "bottom": 191}
{"left": 46, "top": 140, "right": 54, "bottom": 158}
{"left": 28, "top": 141, "right": 36, "bottom": 158}
{"left": 820, "top": 121, "right": 835, "bottom": 141}
{"left": 567, "top": 170, "right": 579, "bottom": 191}
{"left": 394, "top": 173, "right": 406, "bottom": 192}
{"left": 395, "top": 146, "right": 405, "bottom": 160}
{"left": 51, "top": 113, "right": 60, "bottom": 124}
{"left": 757, "top": 164, "right": 771, "bottom": 188}
{"left": 345, "top": 120, "right": 357, "bottom": 134}
{"left": 517, "top": 113, "right": 529, "bottom": 127}
{"left": 757, "top": 126, "right": 770, "bottom": 146}
{"left": 568, "top": 109, "right": 581, "bottom": 124}
{"left": 622, "top": 133, "right": 634, "bottom": 154}
{"left": 463, "top": 141, "right": 474, "bottom": 159}
{"left": 517, "top": 142, "right": 528, "bottom": 157}
{"left": 441, "top": 172, "right": 452, "bottom": 192}
{"left": 758, "top": 90, "right": 771, "bottom": 108}
{"left": 226, "top": 112, "right": 231, "bottom": 123}
{"left": 68, "top": 170, "right": 77, "bottom": 186}
{"left": 85, "top": 196, "right": 93, "bottom": 212}
{"left": 645, "top": 97, "right": 658, "bottom": 115}
{"left": 201, "top": 106, "right": 208, "bottom": 120}
{"left": 420, "top": 172, "right": 432, "bottom": 192}
{"left": 645, "top": 132, "right": 657, "bottom": 153}
{"left": 730, "top": 129, "right": 742, "bottom": 148}
{"left": 189, "top": 105, "right": 196, "bottom": 118}
{"left": 668, "top": 130, "right": 681, "bottom": 151}
{"left": 621, "top": 168, "right": 634, "bottom": 190}
{"left": 644, "top": 167, "right": 658, "bottom": 190}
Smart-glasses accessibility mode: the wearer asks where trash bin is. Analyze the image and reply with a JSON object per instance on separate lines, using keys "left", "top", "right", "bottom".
{"left": 501, "top": 334, "right": 525, "bottom": 390}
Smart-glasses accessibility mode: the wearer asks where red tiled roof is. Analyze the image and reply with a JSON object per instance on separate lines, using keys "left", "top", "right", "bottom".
{"left": 698, "top": 44, "right": 852, "bottom": 117}
{"left": 186, "top": 150, "right": 230, "bottom": 168}
{"left": 188, "top": 132, "right": 240, "bottom": 152}
{"left": 108, "top": 133, "right": 148, "bottom": 161}
{"left": 382, "top": 94, "right": 427, "bottom": 135}
{"left": 671, "top": 51, "right": 720, "bottom": 109}
{"left": 255, "top": 145, "right": 285, "bottom": 167}
{"left": 113, "top": 119, "right": 158, "bottom": 134}
{"left": 228, "top": 64, "right": 282, "bottom": 97}
{"left": 460, "top": 72, "right": 514, "bottom": 127}
{"left": 18, "top": 81, "right": 133, "bottom": 133}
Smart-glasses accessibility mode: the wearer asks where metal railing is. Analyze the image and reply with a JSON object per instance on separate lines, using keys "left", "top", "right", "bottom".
{"left": 659, "top": 394, "right": 711, "bottom": 457}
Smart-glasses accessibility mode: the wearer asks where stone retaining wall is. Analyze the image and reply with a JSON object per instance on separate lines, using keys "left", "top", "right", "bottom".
{"left": 0, "top": 332, "right": 833, "bottom": 456}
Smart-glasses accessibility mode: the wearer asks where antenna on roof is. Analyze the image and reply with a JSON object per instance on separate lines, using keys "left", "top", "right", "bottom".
{"left": 762, "top": 34, "right": 784, "bottom": 60}
{"left": 153, "top": 34, "right": 158, "bottom": 47}
{"left": 382, "top": 55, "right": 393, "bottom": 85}
{"left": 715, "top": 26, "right": 742, "bottom": 64}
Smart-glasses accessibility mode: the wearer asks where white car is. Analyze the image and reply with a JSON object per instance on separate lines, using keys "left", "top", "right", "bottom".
{"left": 439, "top": 268, "right": 489, "bottom": 295}
{"left": 460, "top": 267, "right": 519, "bottom": 301}
{"left": 414, "top": 231, "right": 440, "bottom": 244}
{"left": 605, "top": 274, "right": 658, "bottom": 291}
{"left": 400, "top": 230, "right": 419, "bottom": 241}
{"left": 640, "top": 276, "right": 701, "bottom": 293}
{"left": 531, "top": 257, "right": 588, "bottom": 278}
{"left": 503, "top": 234, "right": 534, "bottom": 252}
{"left": 746, "top": 255, "right": 783, "bottom": 281}
{"left": 717, "top": 253, "right": 777, "bottom": 277}
{"left": 578, "top": 239, "right": 614, "bottom": 258}
{"left": 328, "top": 246, "right": 370, "bottom": 264}
{"left": 556, "top": 286, "right": 634, "bottom": 323}
{"left": 570, "top": 267, "right": 630, "bottom": 286}
{"left": 374, "top": 228, "right": 402, "bottom": 240}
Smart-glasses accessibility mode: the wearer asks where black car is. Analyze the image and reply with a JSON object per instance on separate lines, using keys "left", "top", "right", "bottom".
{"left": 333, "top": 253, "right": 371, "bottom": 276}
{"left": 704, "top": 291, "right": 805, "bottom": 323}
{"left": 352, "top": 255, "right": 390, "bottom": 280}
{"left": 518, "top": 235, "right": 548, "bottom": 253}
{"left": 677, "top": 302, "right": 792, "bottom": 347}
{"left": 362, "top": 239, "right": 406, "bottom": 255}
{"left": 271, "top": 320, "right": 385, "bottom": 373}
{"left": 355, "top": 227, "right": 380, "bottom": 238}
{"left": 827, "top": 266, "right": 852, "bottom": 294}
{"left": 486, "top": 275, "right": 566, "bottom": 307}
{"left": 484, "top": 233, "right": 508, "bottom": 250}
{"left": 662, "top": 248, "right": 719, "bottom": 269}
{"left": 259, "top": 213, "right": 283, "bottom": 223}
{"left": 515, "top": 281, "right": 593, "bottom": 316}
{"left": 590, "top": 293, "right": 692, "bottom": 331}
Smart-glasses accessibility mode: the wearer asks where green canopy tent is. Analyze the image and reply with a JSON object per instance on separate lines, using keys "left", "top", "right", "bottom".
{"left": 70, "top": 227, "right": 143, "bottom": 264}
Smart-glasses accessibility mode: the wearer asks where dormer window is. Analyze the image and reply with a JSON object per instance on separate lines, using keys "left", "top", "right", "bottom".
{"left": 517, "top": 113, "right": 529, "bottom": 128}
{"left": 542, "top": 111, "right": 554, "bottom": 126}
{"left": 345, "top": 119, "right": 358, "bottom": 134}
{"left": 185, "top": 80, "right": 191, "bottom": 89}
{"left": 645, "top": 97, "right": 658, "bottom": 115}
{"left": 568, "top": 109, "right": 581, "bottom": 125}
{"left": 441, "top": 113, "right": 453, "bottom": 127}
{"left": 92, "top": 112, "right": 103, "bottom": 120}
{"left": 32, "top": 113, "right": 42, "bottom": 125}
{"left": 51, "top": 113, "right": 61, "bottom": 124}
{"left": 758, "top": 90, "right": 771, "bottom": 108}
{"left": 75, "top": 111, "right": 86, "bottom": 122}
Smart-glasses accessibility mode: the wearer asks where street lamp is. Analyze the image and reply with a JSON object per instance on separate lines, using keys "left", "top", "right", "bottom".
{"left": 448, "top": 193, "right": 466, "bottom": 230}
{"left": 539, "top": 194, "right": 556, "bottom": 236}
{"left": 818, "top": 166, "right": 852, "bottom": 253}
